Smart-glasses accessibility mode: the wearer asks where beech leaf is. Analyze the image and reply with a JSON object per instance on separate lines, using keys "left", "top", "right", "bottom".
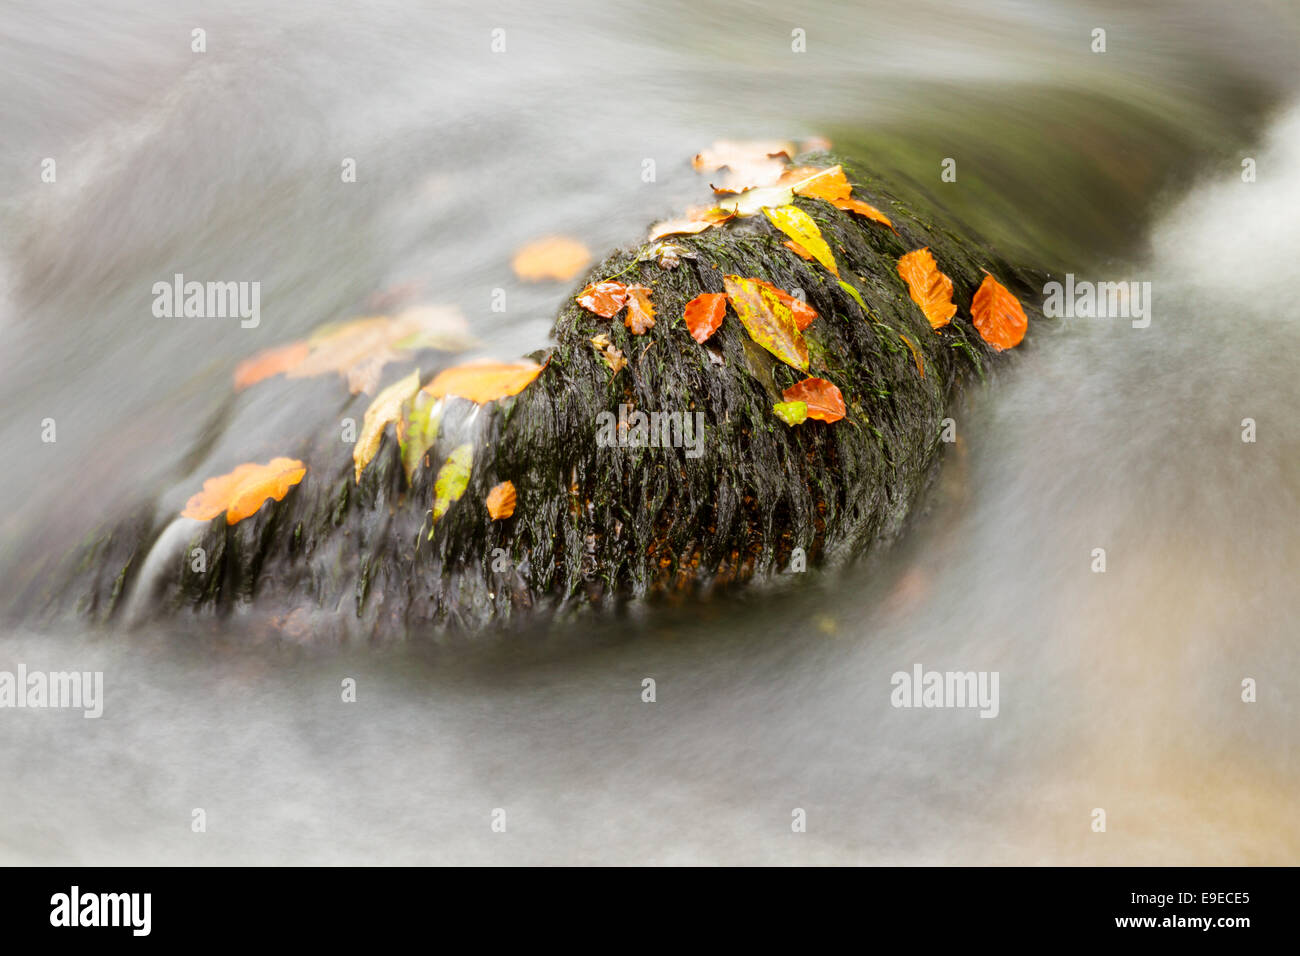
{"left": 511, "top": 236, "right": 591, "bottom": 282}
{"left": 400, "top": 390, "right": 444, "bottom": 482}
{"left": 772, "top": 401, "right": 809, "bottom": 426}
{"left": 782, "top": 377, "right": 846, "bottom": 423}
{"left": 763, "top": 205, "right": 838, "bottom": 276}
{"left": 577, "top": 282, "right": 630, "bottom": 318}
{"left": 182, "top": 458, "right": 306, "bottom": 525}
{"left": 624, "top": 285, "right": 656, "bottom": 334}
{"left": 971, "top": 273, "right": 1028, "bottom": 351}
{"left": 723, "top": 275, "right": 808, "bottom": 370}
{"left": 897, "top": 248, "right": 956, "bottom": 330}
{"left": 486, "top": 481, "right": 517, "bottom": 521}
{"left": 354, "top": 369, "right": 421, "bottom": 482}
{"left": 684, "top": 292, "right": 727, "bottom": 343}
{"left": 423, "top": 360, "right": 545, "bottom": 404}
{"left": 429, "top": 443, "right": 473, "bottom": 534}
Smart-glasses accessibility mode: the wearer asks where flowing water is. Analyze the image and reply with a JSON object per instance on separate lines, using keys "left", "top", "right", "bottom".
{"left": 1, "top": 0, "right": 1297, "bottom": 863}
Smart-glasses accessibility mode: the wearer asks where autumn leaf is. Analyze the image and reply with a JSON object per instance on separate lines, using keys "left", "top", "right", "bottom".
{"left": 648, "top": 205, "right": 734, "bottom": 241}
{"left": 423, "top": 360, "right": 545, "bottom": 404}
{"left": 971, "top": 273, "right": 1028, "bottom": 351}
{"left": 624, "top": 285, "right": 655, "bottom": 334}
{"left": 723, "top": 275, "right": 808, "bottom": 370}
{"left": 182, "top": 458, "right": 306, "bottom": 525}
{"left": 897, "top": 248, "right": 956, "bottom": 330}
{"left": 838, "top": 279, "right": 867, "bottom": 312}
{"left": 832, "top": 196, "right": 894, "bottom": 230}
{"left": 284, "top": 308, "right": 471, "bottom": 395}
{"left": 763, "top": 205, "right": 838, "bottom": 276}
{"left": 590, "top": 333, "right": 627, "bottom": 373}
{"left": 400, "top": 390, "right": 443, "bottom": 482}
{"left": 577, "top": 282, "right": 630, "bottom": 318}
{"left": 785, "top": 164, "right": 852, "bottom": 202}
{"left": 486, "top": 481, "right": 517, "bottom": 521}
{"left": 511, "top": 236, "right": 591, "bottom": 282}
{"left": 354, "top": 369, "right": 420, "bottom": 482}
{"left": 233, "top": 341, "right": 310, "bottom": 390}
{"left": 783, "top": 240, "right": 816, "bottom": 261}
{"left": 782, "top": 377, "right": 846, "bottom": 423}
{"left": 694, "top": 139, "right": 794, "bottom": 193}
{"left": 772, "top": 401, "right": 808, "bottom": 426}
{"left": 684, "top": 292, "right": 727, "bottom": 343}
{"left": 753, "top": 278, "right": 817, "bottom": 330}
{"left": 898, "top": 333, "right": 925, "bottom": 377}
{"left": 712, "top": 184, "right": 794, "bottom": 219}
{"left": 429, "top": 443, "right": 473, "bottom": 533}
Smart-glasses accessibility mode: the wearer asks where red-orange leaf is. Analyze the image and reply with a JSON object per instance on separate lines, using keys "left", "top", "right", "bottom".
{"left": 182, "top": 458, "right": 306, "bottom": 525}
{"left": 684, "top": 293, "right": 727, "bottom": 343}
{"left": 423, "top": 360, "right": 545, "bottom": 404}
{"left": 833, "top": 196, "right": 894, "bottom": 230}
{"left": 897, "top": 247, "right": 956, "bottom": 330}
{"left": 486, "top": 481, "right": 517, "bottom": 520}
{"left": 624, "top": 285, "right": 655, "bottom": 334}
{"left": 971, "top": 273, "right": 1028, "bottom": 351}
{"left": 783, "top": 239, "right": 816, "bottom": 261}
{"left": 577, "top": 282, "right": 629, "bottom": 318}
{"left": 782, "top": 377, "right": 846, "bottom": 423}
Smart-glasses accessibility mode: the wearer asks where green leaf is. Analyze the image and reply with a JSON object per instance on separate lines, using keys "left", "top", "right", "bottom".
{"left": 773, "top": 401, "right": 809, "bottom": 426}
{"left": 838, "top": 279, "right": 867, "bottom": 312}
{"left": 722, "top": 275, "right": 809, "bottom": 370}
{"left": 400, "top": 390, "right": 444, "bottom": 482}
{"left": 763, "top": 205, "right": 838, "bottom": 276}
{"left": 429, "top": 442, "right": 474, "bottom": 536}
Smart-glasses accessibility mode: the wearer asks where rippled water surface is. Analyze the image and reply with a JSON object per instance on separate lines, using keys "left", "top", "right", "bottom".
{"left": 1, "top": 0, "right": 1297, "bottom": 863}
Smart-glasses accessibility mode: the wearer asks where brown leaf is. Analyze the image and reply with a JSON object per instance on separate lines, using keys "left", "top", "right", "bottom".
{"left": 590, "top": 334, "right": 627, "bottom": 373}
{"left": 782, "top": 377, "right": 846, "bottom": 423}
{"left": 577, "top": 282, "right": 630, "bottom": 318}
{"left": 182, "top": 458, "right": 306, "bottom": 525}
{"left": 624, "top": 285, "right": 655, "bottom": 334}
{"left": 423, "top": 360, "right": 545, "bottom": 404}
{"left": 684, "top": 292, "right": 727, "bottom": 343}
{"left": 511, "top": 236, "right": 591, "bottom": 282}
{"left": 897, "top": 247, "right": 956, "bottom": 330}
{"left": 971, "top": 273, "right": 1028, "bottom": 351}
{"left": 486, "top": 481, "right": 517, "bottom": 521}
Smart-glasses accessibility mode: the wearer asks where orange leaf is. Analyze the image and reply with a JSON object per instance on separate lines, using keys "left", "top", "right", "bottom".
{"left": 789, "top": 165, "right": 853, "bottom": 202}
{"left": 233, "top": 341, "right": 311, "bottom": 391}
{"left": 684, "top": 292, "right": 727, "bottom": 343}
{"left": 182, "top": 458, "right": 306, "bottom": 525}
{"left": 624, "top": 285, "right": 655, "bottom": 334}
{"left": 486, "top": 481, "right": 517, "bottom": 521}
{"left": 753, "top": 278, "right": 817, "bottom": 330}
{"left": 577, "top": 282, "right": 630, "bottom": 318}
{"left": 782, "top": 377, "right": 846, "bottom": 423}
{"left": 783, "top": 239, "right": 816, "bottom": 261}
{"left": 511, "top": 236, "right": 591, "bottom": 282}
{"left": 423, "top": 360, "right": 545, "bottom": 404}
{"left": 833, "top": 196, "right": 894, "bottom": 230}
{"left": 971, "top": 273, "right": 1028, "bottom": 351}
{"left": 897, "top": 247, "right": 956, "bottom": 330}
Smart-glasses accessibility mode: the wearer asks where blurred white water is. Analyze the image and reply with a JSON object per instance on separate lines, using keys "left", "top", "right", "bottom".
{"left": 0, "top": 0, "right": 1297, "bottom": 863}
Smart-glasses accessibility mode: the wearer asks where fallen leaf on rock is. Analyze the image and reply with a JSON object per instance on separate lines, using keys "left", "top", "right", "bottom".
{"left": 694, "top": 139, "right": 794, "bottom": 193}
{"left": 832, "top": 196, "right": 894, "bottom": 230}
{"left": 783, "top": 240, "right": 816, "bottom": 261}
{"left": 712, "top": 184, "right": 795, "bottom": 218}
{"left": 838, "top": 278, "right": 867, "bottom": 312}
{"left": 897, "top": 247, "right": 956, "bottom": 330}
{"left": 423, "top": 360, "right": 545, "bottom": 404}
{"left": 400, "top": 390, "right": 444, "bottom": 482}
{"left": 354, "top": 369, "right": 421, "bottom": 482}
{"left": 782, "top": 376, "right": 846, "bottom": 423}
{"left": 753, "top": 278, "right": 817, "bottom": 330}
{"left": 647, "top": 205, "right": 735, "bottom": 241}
{"left": 624, "top": 286, "right": 655, "bottom": 334}
{"left": 233, "top": 341, "right": 310, "bottom": 390}
{"left": 511, "top": 236, "right": 591, "bottom": 282}
{"left": 785, "top": 164, "right": 853, "bottom": 202}
{"left": 589, "top": 333, "right": 628, "bottom": 373}
{"left": 182, "top": 458, "right": 306, "bottom": 525}
{"left": 684, "top": 292, "right": 727, "bottom": 343}
{"left": 763, "top": 205, "right": 838, "bottom": 276}
{"left": 486, "top": 481, "right": 517, "bottom": 520}
{"left": 577, "top": 282, "right": 630, "bottom": 318}
{"left": 429, "top": 443, "right": 473, "bottom": 533}
{"left": 723, "top": 275, "right": 808, "bottom": 370}
{"left": 772, "top": 401, "right": 809, "bottom": 426}
{"left": 971, "top": 273, "right": 1028, "bottom": 350}
{"left": 638, "top": 241, "right": 696, "bottom": 269}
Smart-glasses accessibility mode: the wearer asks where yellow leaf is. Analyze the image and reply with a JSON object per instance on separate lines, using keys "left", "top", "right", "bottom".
{"left": 763, "top": 205, "right": 838, "bottom": 276}
{"left": 423, "top": 360, "right": 545, "bottom": 404}
{"left": 182, "top": 458, "right": 306, "bottom": 525}
{"left": 430, "top": 443, "right": 474, "bottom": 532}
{"left": 354, "top": 369, "right": 421, "bottom": 482}
{"left": 722, "top": 275, "right": 808, "bottom": 370}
